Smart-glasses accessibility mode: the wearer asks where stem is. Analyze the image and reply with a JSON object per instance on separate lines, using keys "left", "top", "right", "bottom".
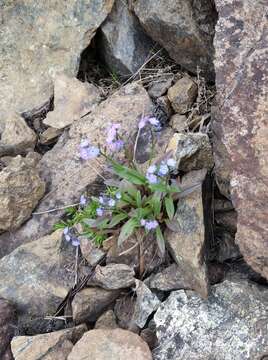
{"left": 133, "top": 127, "right": 141, "bottom": 164}
{"left": 138, "top": 230, "right": 145, "bottom": 277}
{"left": 74, "top": 246, "right": 79, "bottom": 286}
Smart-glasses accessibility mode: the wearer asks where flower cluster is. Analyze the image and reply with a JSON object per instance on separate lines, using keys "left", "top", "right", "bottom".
{"left": 79, "top": 194, "right": 87, "bottom": 207}
{"left": 106, "top": 123, "right": 124, "bottom": 152}
{"left": 146, "top": 158, "right": 176, "bottom": 184}
{"left": 140, "top": 219, "right": 159, "bottom": 231}
{"left": 138, "top": 116, "right": 161, "bottom": 130}
{"left": 79, "top": 139, "right": 100, "bottom": 160}
{"left": 96, "top": 192, "right": 121, "bottom": 217}
{"left": 63, "top": 227, "right": 80, "bottom": 247}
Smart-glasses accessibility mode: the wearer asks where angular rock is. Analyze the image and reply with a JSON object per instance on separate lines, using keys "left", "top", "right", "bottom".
{"left": 134, "top": 0, "right": 217, "bottom": 79}
{"left": 0, "top": 230, "right": 72, "bottom": 329}
{"left": 0, "top": 0, "right": 114, "bottom": 118}
{"left": 43, "top": 75, "right": 101, "bottom": 129}
{"left": 89, "top": 263, "right": 135, "bottom": 290}
{"left": 72, "top": 287, "right": 119, "bottom": 324}
{"left": 212, "top": 0, "right": 268, "bottom": 279}
{"left": 39, "top": 127, "right": 62, "bottom": 145}
{"left": 95, "top": 310, "right": 118, "bottom": 330}
{"left": 11, "top": 325, "right": 86, "bottom": 360}
{"left": 0, "top": 155, "right": 45, "bottom": 234}
{"left": 167, "top": 132, "right": 213, "bottom": 171}
{"left": 0, "top": 83, "right": 152, "bottom": 254}
{"left": 67, "top": 329, "right": 153, "bottom": 360}
{"left": 167, "top": 77, "right": 198, "bottom": 114}
{"left": 0, "top": 298, "right": 16, "bottom": 360}
{"left": 114, "top": 295, "right": 138, "bottom": 332}
{"left": 165, "top": 169, "right": 209, "bottom": 298}
{"left": 1, "top": 113, "right": 37, "bottom": 153}
{"left": 148, "top": 76, "right": 174, "bottom": 99}
{"left": 99, "top": 0, "right": 154, "bottom": 77}
{"left": 132, "top": 280, "right": 160, "bottom": 328}
{"left": 170, "top": 114, "right": 187, "bottom": 133}
{"left": 140, "top": 328, "right": 158, "bottom": 351}
{"left": 153, "top": 278, "right": 268, "bottom": 360}
{"left": 79, "top": 237, "right": 105, "bottom": 267}
{"left": 212, "top": 229, "right": 241, "bottom": 263}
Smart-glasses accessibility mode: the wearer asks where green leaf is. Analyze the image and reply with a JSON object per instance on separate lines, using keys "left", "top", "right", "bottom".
{"left": 130, "top": 207, "right": 152, "bottom": 219}
{"left": 118, "top": 218, "right": 138, "bottom": 246}
{"left": 151, "top": 192, "right": 162, "bottom": 217}
{"left": 156, "top": 227, "right": 165, "bottom": 255}
{"left": 149, "top": 183, "right": 168, "bottom": 193}
{"left": 136, "top": 190, "right": 142, "bottom": 208}
{"left": 111, "top": 161, "right": 147, "bottom": 185}
{"left": 164, "top": 196, "right": 175, "bottom": 220}
{"left": 108, "top": 213, "right": 128, "bottom": 228}
{"left": 168, "top": 185, "right": 181, "bottom": 193}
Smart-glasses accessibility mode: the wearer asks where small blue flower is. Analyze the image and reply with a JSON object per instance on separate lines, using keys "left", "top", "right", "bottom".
{"left": 167, "top": 158, "right": 176, "bottom": 168}
{"left": 147, "top": 164, "right": 157, "bottom": 174}
{"left": 108, "top": 198, "right": 116, "bottom": 207}
{"left": 71, "top": 237, "right": 80, "bottom": 247}
{"left": 145, "top": 220, "right": 159, "bottom": 231}
{"left": 148, "top": 117, "right": 160, "bottom": 127}
{"left": 115, "top": 192, "right": 122, "bottom": 200}
{"left": 79, "top": 140, "right": 100, "bottom": 160}
{"left": 140, "top": 219, "right": 146, "bottom": 226}
{"left": 158, "top": 164, "right": 169, "bottom": 176}
{"left": 63, "top": 227, "right": 69, "bottom": 235}
{"left": 96, "top": 208, "right": 104, "bottom": 217}
{"left": 99, "top": 196, "right": 104, "bottom": 204}
{"left": 80, "top": 195, "right": 87, "bottom": 206}
{"left": 146, "top": 173, "right": 158, "bottom": 184}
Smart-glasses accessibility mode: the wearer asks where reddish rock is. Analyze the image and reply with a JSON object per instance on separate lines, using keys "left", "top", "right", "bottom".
{"left": 212, "top": 0, "right": 268, "bottom": 278}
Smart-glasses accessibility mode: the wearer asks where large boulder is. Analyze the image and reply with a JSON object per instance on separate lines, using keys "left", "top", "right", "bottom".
{"left": 0, "top": 0, "right": 114, "bottom": 118}
{"left": 0, "top": 298, "right": 16, "bottom": 360}
{"left": 99, "top": 0, "right": 154, "bottom": 77}
{"left": 212, "top": 0, "right": 268, "bottom": 278}
{"left": 133, "top": 0, "right": 217, "bottom": 79}
{"left": 154, "top": 278, "right": 268, "bottom": 360}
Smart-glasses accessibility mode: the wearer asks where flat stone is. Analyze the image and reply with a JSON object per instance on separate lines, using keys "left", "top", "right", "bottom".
{"left": 43, "top": 75, "right": 101, "bottom": 129}
{"left": 79, "top": 237, "right": 105, "bottom": 267}
{"left": 134, "top": 0, "right": 217, "bottom": 79}
{"left": 0, "top": 298, "right": 16, "bottom": 360}
{"left": 168, "top": 77, "right": 198, "bottom": 114}
{"left": 39, "top": 127, "right": 62, "bottom": 145}
{"left": 153, "top": 278, "right": 268, "bottom": 360}
{"left": 99, "top": 0, "right": 154, "bottom": 77}
{"left": 11, "top": 325, "right": 86, "bottom": 360}
{"left": 72, "top": 287, "right": 119, "bottom": 324}
{"left": 67, "top": 329, "right": 153, "bottom": 360}
{"left": 170, "top": 114, "right": 187, "bottom": 133}
{"left": 212, "top": 0, "right": 268, "bottom": 279}
{"left": 95, "top": 310, "right": 118, "bottom": 330}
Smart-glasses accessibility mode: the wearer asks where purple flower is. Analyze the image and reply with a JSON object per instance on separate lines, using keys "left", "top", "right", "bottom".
{"left": 71, "top": 237, "right": 80, "bottom": 247}
{"left": 147, "top": 164, "right": 157, "bottom": 174}
{"left": 108, "top": 198, "right": 116, "bottom": 207}
{"left": 65, "top": 234, "right": 71, "bottom": 242}
{"left": 140, "top": 219, "right": 146, "bottom": 226}
{"left": 109, "top": 139, "right": 124, "bottom": 152}
{"left": 80, "top": 139, "right": 90, "bottom": 148}
{"left": 63, "top": 227, "right": 69, "bottom": 235}
{"left": 96, "top": 208, "right": 104, "bottom": 217}
{"left": 146, "top": 173, "right": 158, "bottom": 184}
{"left": 80, "top": 195, "right": 87, "bottom": 206}
{"left": 167, "top": 158, "right": 176, "bottom": 168}
{"left": 148, "top": 117, "right": 160, "bottom": 127}
{"left": 145, "top": 220, "right": 159, "bottom": 231}
{"left": 138, "top": 117, "right": 147, "bottom": 129}
{"left": 106, "top": 124, "right": 124, "bottom": 152}
{"left": 99, "top": 196, "right": 104, "bottom": 204}
{"left": 79, "top": 140, "right": 100, "bottom": 160}
{"left": 158, "top": 164, "right": 169, "bottom": 176}
{"left": 115, "top": 192, "right": 122, "bottom": 200}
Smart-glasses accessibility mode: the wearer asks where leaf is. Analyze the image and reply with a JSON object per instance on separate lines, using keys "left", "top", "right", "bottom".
{"left": 168, "top": 185, "right": 182, "bottom": 193}
{"left": 83, "top": 217, "right": 110, "bottom": 229}
{"left": 164, "top": 196, "right": 175, "bottom": 220}
{"left": 149, "top": 183, "right": 168, "bottom": 193}
{"left": 156, "top": 227, "right": 165, "bottom": 255}
{"left": 130, "top": 206, "right": 152, "bottom": 219}
{"left": 136, "top": 190, "right": 142, "bottom": 208}
{"left": 108, "top": 213, "right": 128, "bottom": 228}
{"left": 165, "top": 219, "right": 181, "bottom": 232}
{"left": 118, "top": 218, "right": 138, "bottom": 246}
{"left": 151, "top": 192, "right": 162, "bottom": 217}
{"left": 111, "top": 161, "right": 147, "bottom": 185}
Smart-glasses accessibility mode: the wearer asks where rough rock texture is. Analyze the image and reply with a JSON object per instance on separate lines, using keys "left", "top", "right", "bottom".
{"left": 0, "top": 83, "right": 152, "bottom": 255}
{"left": 79, "top": 236, "right": 105, "bottom": 266}
{"left": 0, "top": 155, "right": 45, "bottom": 235}
{"left": 134, "top": 0, "right": 217, "bottom": 79}
{"left": 95, "top": 310, "right": 118, "bottom": 330}
{"left": 148, "top": 76, "right": 174, "bottom": 99}
{"left": 11, "top": 325, "right": 86, "bottom": 360}
{"left": 67, "top": 329, "right": 153, "bottom": 360}
{"left": 170, "top": 114, "right": 187, "bottom": 133}
{"left": 167, "top": 77, "right": 198, "bottom": 114}
{"left": 89, "top": 263, "right": 135, "bottom": 290}
{"left": 212, "top": 0, "right": 268, "bottom": 278}
{"left": 0, "top": 298, "right": 16, "bottom": 360}
{"left": 1, "top": 113, "right": 37, "bottom": 153}
{"left": 72, "top": 287, "right": 119, "bottom": 324}
{"left": 0, "top": 0, "right": 114, "bottom": 118}
{"left": 167, "top": 132, "right": 214, "bottom": 171}
{"left": 0, "top": 231, "right": 72, "bottom": 328}
{"left": 40, "top": 127, "right": 62, "bottom": 145}
{"left": 99, "top": 0, "right": 154, "bottom": 77}
{"left": 153, "top": 278, "right": 268, "bottom": 360}
{"left": 43, "top": 74, "right": 101, "bottom": 129}
{"left": 165, "top": 169, "right": 210, "bottom": 298}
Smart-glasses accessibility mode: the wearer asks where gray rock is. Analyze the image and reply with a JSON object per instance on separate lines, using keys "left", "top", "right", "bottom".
{"left": 0, "top": 231, "right": 72, "bottom": 329}
{"left": 99, "top": 0, "right": 154, "bottom": 77}
{"left": 79, "top": 237, "right": 105, "bottom": 267}
{"left": 132, "top": 280, "right": 160, "bottom": 328}
{"left": 148, "top": 76, "right": 174, "bottom": 99}
{"left": 170, "top": 114, "right": 187, "bottom": 133}
{"left": 89, "top": 263, "right": 135, "bottom": 290}
{"left": 72, "top": 287, "right": 119, "bottom": 324}
{"left": 114, "top": 295, "right": 138, "bottom": 332}
{"left": 43, "top": 74, "right": 101, "bottom": 129}
{"left": 0, "top": 298, "right": 16, "bottom": 360}
{"left": 167, "top": 77, "right": 198, "bottom": 114}
{"left": 0, "top": 0, "right": 114, "bottom": 118}
{"left": 212, "top": 229, "right": 241, "bottom": 263}
{"left": 39, "top": 127, "right": 62, "bottom": 145}
{"left": 165, "top": 169, "right": 209, "bottom": 298}
{"left": 95, "top": 310, "right": 118, "bottom": 330}
{"left": 134, "top": 0, "right": 217, "bottom": 79}
{"left": 153, "top": 278, "right": 268, "bottom": 360}
{"left": 0, "top": 155, "right": 45, "bottom": 234}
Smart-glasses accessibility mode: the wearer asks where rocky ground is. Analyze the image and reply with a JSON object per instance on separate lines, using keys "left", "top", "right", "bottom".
{"left": 0, "top": 1, "right": 267, "bottom": 359}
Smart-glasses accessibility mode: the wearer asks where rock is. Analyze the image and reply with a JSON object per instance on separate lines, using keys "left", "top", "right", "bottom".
{"left": 148, "top": 76, "right": 174, "bottom": 99}
{"left": 114, "top": 295, "right": 137, "bottom": 332}
{"left": 153, "top": 278, "right": 268, "bottom": 360}
{"left": 89, "top": 264, "right": 135, "bottom": 290}
{"left": 140, "top": 328, "right": 158, "bottom": 351}
{"left": 79, "top": 237, "right": 105, "bottom": 266}
{"left": 170, "top": 114, "right": 187, "bottom": 133}
{"left": 1, "top": 113, "right": 37, "bottom": 153}
{"left": 99, "top": 0, "right": 154, "bottom": 77}
{"left": 40, "top": 127, "right": 62, "bottom": 145}
{"left": 0, "top": 83, "right": 152, "bottom": 254}
{"left": 0, "top": 155, "right": 45, "bottom": 234}
{"left": 132, "top": 280, "right": 160, "bottom": 328}
{"left": 215, "top": 211, "right": 237, "bottom": 235}
{"left": 67, "top": 329, "right": 153, "bottom": 360}
{"left": 133, "top": 0, "right": 217, "bottom": 79}
{"left": 167, "top": 132, "right": 213, "bottom": 171}
{"left": 95, "top": 310, "right": 118, "bottom": 330}
{"left": 0, "top": 230, "right": 73, "bottom": 329}
{"left": 155, "top": 96, "right": 173, "bottom": 121}
{"left": 165, "top": 169, "right": 209, "bottom": 298}
{"left": 43, "top": 75, "right": 101, "bottom": 129}
{"left": 167, "top": 77, "right": 198, "bottom": 114}
{"left": 72, "top": 287, "right": 119, "bottom": 324}
{"left": 212, "top": 0, "right": 268, "bottom": 279}
{"left": 213, "top": 198, "right": 234, "bottom": 213}
{"left": 212, "top": 229, "right": 241, "bottom": 263}
{"left": 0, "top": 298, "right": 16, "bottom": 360}
{"left": 11, "top": 325, "right": 86, "bottom": 360}
{"left": 0, "top": 0, "right": 114, "bottom": 118}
